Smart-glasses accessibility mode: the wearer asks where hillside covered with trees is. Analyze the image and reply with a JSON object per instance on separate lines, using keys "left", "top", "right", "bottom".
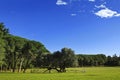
{"left": 0, "top": 22, "right": 120, "bottom": 73}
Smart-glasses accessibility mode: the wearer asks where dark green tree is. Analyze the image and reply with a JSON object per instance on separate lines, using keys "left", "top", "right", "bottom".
{"left": 0, "top": 23, "right": 9, "bottom": 72}
{"left": 4, "top": 36, "right": 26, "bottom": 72}
{"left": 22, "top": 40, "right": 49, "bottom": 73}
{"left": 45, "top": 48, "right": 76, "bottom": 73}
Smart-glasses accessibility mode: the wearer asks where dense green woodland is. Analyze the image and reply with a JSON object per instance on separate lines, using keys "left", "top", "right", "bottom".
{"left": 0, "top": 22, "right": 120, "bottom": 73}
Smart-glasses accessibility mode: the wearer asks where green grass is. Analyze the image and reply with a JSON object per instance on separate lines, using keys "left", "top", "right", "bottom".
{"left": 0, "top": 67, "right": 120, "bottom": 80}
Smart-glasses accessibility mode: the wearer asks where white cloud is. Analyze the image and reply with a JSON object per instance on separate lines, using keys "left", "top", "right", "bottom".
{"left": 70, "top": 13, "right": 77, "bottom": 16}
{"left": 95, "top": 8, "right": 120, "bottom": 18}
{"left": 56, "top": 0, "right": 67, "bottom": 6}
{"left": 94, "top": 4, "right": 120, "bottom": 18}
{"left": 88, "top": 0, "right": 95, "bottom": 2}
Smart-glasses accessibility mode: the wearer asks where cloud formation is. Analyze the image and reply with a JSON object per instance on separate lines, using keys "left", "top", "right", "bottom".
{"left": 94, "top": 5, "right": 120, "bottom": 18}
{"left": 56, "top": 0, "right": 67, "bottom": 6}
{"left": 56, "top": 0, "right": 120, "bottom": 18}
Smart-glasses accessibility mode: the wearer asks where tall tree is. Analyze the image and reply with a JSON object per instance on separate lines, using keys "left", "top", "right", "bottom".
{"left": 0, "top": 23, "right": 9, "bottom": 72}
{"left": 22, "top": 40, "right": 49, "bottom": 73}
{"left": 4, "top": 36, "right": 26, "bottom": 72}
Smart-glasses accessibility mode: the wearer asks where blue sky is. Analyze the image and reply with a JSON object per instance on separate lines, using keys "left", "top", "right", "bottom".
{"left": 0, "top": 0, "right": 120, "bottom": 56}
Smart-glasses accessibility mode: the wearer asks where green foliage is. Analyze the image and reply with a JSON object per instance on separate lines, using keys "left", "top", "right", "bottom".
{"left": 0, "top": 22, "right": 49, "bottom": 72}
{"left": 43, "top": 48, "right": 76, "bottom": 72}
{"left": 0, "top": 22, "right": 9, "bottom": 37}
{"left": 0, "top": 22, "right": 9, "bottom": 71}
{"left": 77, "top": 54, "right": 107, "bottom": 67}
{"left": 105, "top": 54, "right": 120, "bottom": 66}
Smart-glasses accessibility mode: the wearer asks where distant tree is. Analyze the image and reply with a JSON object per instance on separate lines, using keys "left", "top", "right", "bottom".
{"left": 118, "top": 56, "right": 120, "bottom": 66}
{"left": 77, "top": 55, "right": 84, "bottom": 67}
{"left": 105, "top": 54, "right": 120, "bottom": 66}
{"left": 105, "top": 56, "right": 112, "bottom": 66}
{"left": 77, "top": 54, "right": 106, "bottom": 67}
{"left": 112, "top": 54, "right": 119, "bottom": 66}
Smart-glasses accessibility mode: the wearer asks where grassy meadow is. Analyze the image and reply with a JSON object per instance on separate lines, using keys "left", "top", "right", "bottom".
{"left": 0, "top": 67, "right": 120, "bottom": 80}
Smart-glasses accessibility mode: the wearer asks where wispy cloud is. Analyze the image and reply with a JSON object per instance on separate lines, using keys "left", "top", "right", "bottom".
{"left": 56, "top": 0, "right": 67, "bottom": 6}
{"left": 95, "top": 4, "right": 106, "bottom": 9}
{"left": 88, "top": 0, "right": 95, "bottom": 2}
{"left": 94, "top": 5, "right": 120, "bottom": 18}
{"left": 70, "top": 13, "right": 77, "bottom": 16}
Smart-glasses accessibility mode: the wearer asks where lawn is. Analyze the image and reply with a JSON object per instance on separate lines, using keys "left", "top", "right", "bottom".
{"left": 0, "top": 67, "right": 120, "bottom": 80}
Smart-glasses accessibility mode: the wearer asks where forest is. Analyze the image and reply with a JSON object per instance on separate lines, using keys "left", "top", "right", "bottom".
{"left": 0, "top": 22, "right": 120, "bottom": 73}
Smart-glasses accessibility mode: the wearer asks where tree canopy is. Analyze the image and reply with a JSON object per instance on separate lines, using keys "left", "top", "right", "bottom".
{"left": 0, "top": 22, "right": 49, "bottom": 72}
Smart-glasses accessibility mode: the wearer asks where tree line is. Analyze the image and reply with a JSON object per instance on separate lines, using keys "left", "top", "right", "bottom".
{"left": 77, "top": 54, "right": 120, "bottom": 67}
{"left": 0, "top": 22, "right": 120, "bottom": 73}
